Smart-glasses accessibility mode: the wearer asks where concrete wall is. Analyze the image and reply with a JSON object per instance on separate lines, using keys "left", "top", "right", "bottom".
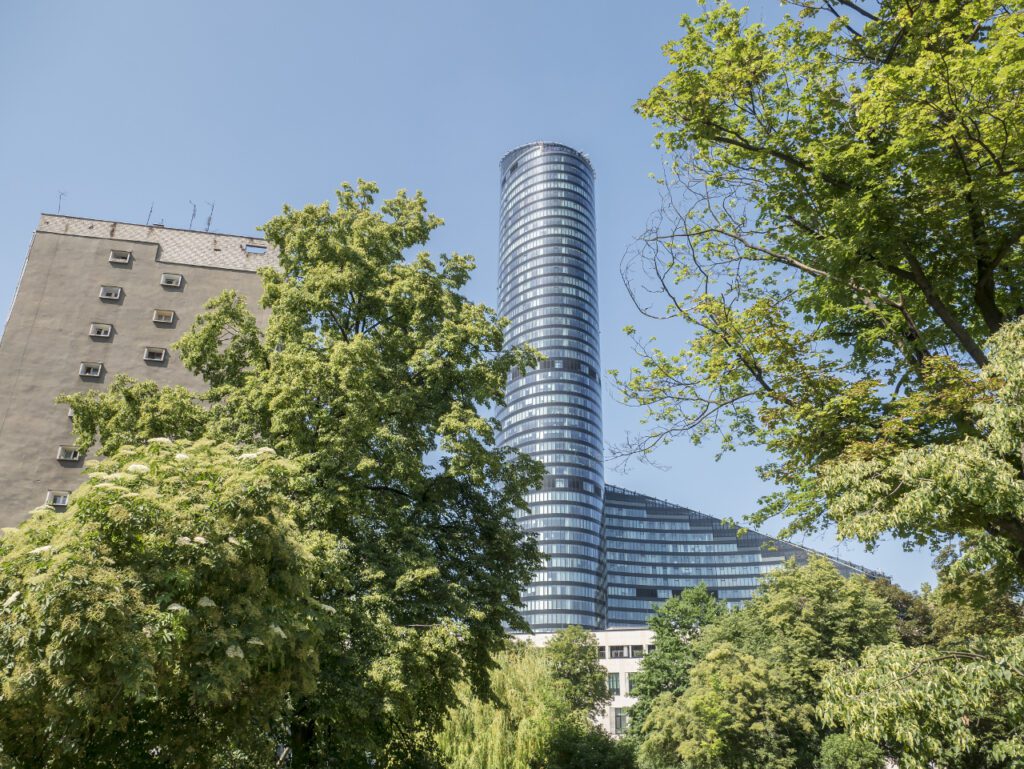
{"left": 0, "top": 216, "right": 274, "bottom": 526}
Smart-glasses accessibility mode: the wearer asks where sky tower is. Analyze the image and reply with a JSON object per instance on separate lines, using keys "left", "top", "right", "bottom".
{"left": 496, "top": 142, "right": 604, "bottom": 631}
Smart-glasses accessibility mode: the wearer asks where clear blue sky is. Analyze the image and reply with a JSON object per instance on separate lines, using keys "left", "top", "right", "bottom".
{"left": 0, "top": 0, "right": 935, "bottom": 589}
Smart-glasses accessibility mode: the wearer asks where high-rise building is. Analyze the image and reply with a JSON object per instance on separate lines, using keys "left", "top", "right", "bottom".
{"left": 497, "top": 142, "right": 605, "bottom": 630}
{"left": 495, "top": 142, "right": 878, "bottom": 632}
{"left": 0, "top": 215, "right": 274, "bottom": 525}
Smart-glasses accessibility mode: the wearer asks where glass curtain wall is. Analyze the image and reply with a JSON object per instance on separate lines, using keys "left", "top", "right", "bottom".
{"left": 497, "top": 142, "right": 604, "bottom": 630}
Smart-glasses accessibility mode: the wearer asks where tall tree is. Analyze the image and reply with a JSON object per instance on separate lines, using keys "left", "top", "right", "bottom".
{"left": 544, "top": 625, "right": 611, "bottom": 719}
{"left": 45, "top": 182, "right": 544, "bottom": 767}
{"left": 617, "top": 0, "right": 1024, "bottom": 586}
{"left": 625, "top": 584, "right": 725, "bottom": 741}
{"left": 636, "top": 559, "right": 896, "bottom": 769}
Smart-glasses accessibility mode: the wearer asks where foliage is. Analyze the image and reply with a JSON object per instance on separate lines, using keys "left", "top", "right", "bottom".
{"left": 820, "top": 637, "right": 1024, "bottom": 767}
{"left": 24, "top": 182, "right": 545, "bottom": 767}
{"left": 626, "top": 584, "right": 725, "bottom": 739}
{"left": 636, "top": 559, "right": 896, "bottom": 769}
{"left": 60, "top": 376, "right": 206, "bottom": 457}
{"left": 815, "top": 734, "right": 885, "bottom": 769}
{"left": 927, "top": 560, "right": 1024, "bottom": 641}
{"left": 436, "top": 639, "right": 633, "bottom": 769}
{"left": 618, "top": 0, "right": 1024, "bottom": 584}
{"left": 544, "top": 625, "right": 611, "bottom": 718}
{"left": 818, "top": 563, "right": 1024, "bottom": 768}
{"left": 865, "top": 578, "right": 934, "bottom": 647}
{"left": 0, "top": 440, "right": 322, "bottom": 768}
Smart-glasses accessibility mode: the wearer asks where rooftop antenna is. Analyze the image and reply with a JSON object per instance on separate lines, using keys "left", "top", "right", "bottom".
{"left": 57, "top": 191, "right": 66, "bottom": 214}
{"left": 146, "top": 202, "right": 154, "bottom": 226}
{"left": 204, "top": 201, "right": 215, "bottom": 232}
{"left": 188, "top": 201, "right": 197, "bottom": 230}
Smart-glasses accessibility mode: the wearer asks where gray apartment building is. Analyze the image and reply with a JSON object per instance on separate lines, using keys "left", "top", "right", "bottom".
{"left": 0, "top": 148, "right": 877, "bottom": 627}
{"left": 0, "top": 215, "right": 275, "bottom": 526}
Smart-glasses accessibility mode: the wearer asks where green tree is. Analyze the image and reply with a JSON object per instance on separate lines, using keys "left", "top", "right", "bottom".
{"left": 926, "top": 559, "right": 1024, "bottom": 641}
{"left": 59, "top": 376, "right": 207, "bottom": 457}
{"left": 36, "top": 182, "right": 545, "bottom": 767}
{"left": 0, "top": 440, "right": 323, "bottom": 768}
{"left": 818, "top": 562, "right": 1024, "bottom": 768}
{"left": 820, "top": 637, "right": 1024, "bottom": 767}
{"left": 626, "top": 585, "right": 725, "bottom": 740}
{"left": 617, "top": 0, "right": 1024, "bottom": 586}
{"left": 637, "top": 559, "right": 896, "bottom": 769}
{"left": 435, "top": 640, "right": 633, "bottom": 769}
{"left": 815, "top": 734, "right": 885, "bottom": 769}
{"left": 544, "top": 626, "right": 611, "bottom": 719}
{"left": 865, "top": 578, "right": 934, "bottom": 648}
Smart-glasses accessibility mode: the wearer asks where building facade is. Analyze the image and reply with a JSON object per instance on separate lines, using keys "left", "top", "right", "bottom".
{"left": 497, "top": 142, "right": 605, "bottom": 631}
{"left": 494, "top": 142, "right": 879, "bottom": 633}
{"left": 0, "top": 215, "right": 274, "bottom": 526}
{"left": 602, "top": 486, "right": 875, "bottom": 624}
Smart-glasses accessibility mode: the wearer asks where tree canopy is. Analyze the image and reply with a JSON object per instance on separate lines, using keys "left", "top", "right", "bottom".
{"left": 436, "top": 630, "right": 631, "bottom": 769}
{"left": 0, "top": 440, "right": 322, "bottom": 767}
{"left": 635, "top": 559, "right": 896, "bottom": 769}
{"left": 543, "top": 625, "right": 611, "bottom": 719}
{"left": 617, "top": 0, "right": 1024, "bottom": 587}
{"left": 625, "top": 584, "right": 725, "bottom": 741}
{"left": 6, "top": 182, "right": 544, "bottom": 767}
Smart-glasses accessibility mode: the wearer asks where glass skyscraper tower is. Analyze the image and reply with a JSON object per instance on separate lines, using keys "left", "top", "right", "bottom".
{"left": 497, "top": 142, "right": 604, "bottom": 630}
{"left": 496, "top": 143, "right": 878, "bottom": 633}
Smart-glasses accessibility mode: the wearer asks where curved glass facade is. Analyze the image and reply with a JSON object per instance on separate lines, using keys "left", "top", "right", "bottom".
{"left": 602, "top": 486, "right": 878, "bottom": 625}
{"left": 497, "top": 142, "right": 604, "bottom": 631}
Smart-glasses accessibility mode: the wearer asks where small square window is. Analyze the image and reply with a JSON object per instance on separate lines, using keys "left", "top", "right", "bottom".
{"left": 631, "top": 644, "right": 645, "bottom": 658}
{"left": 98, "top": 285, "right": 122, "bottom": 300}
{"left": 143, "top": 347, "right": 167, "bottom": 362}
{"left": 609, "top": 646, "right": 626, "bottom": 659}
{"left": 108, "top": 249, "right": 132, "bottom": 264}
{"left": 79, "top": 362, "right": 103, "bottom": 378}
{"left": 243, "top": 243, "right": 267, "bottom": 254}
{"left": 45, "top": 490, "right": 70, "bottom": 508}
{"left": 56, "top": 445, "right": 80, "bottom": 462}
{"left": 160, "top": 273, "right": 183, "bottom": 288}
{"left": 152, "top": 309, "right": 175, "bottom": 324}
{"left": 89, "top": 323, "right": 112, "bottom": 338}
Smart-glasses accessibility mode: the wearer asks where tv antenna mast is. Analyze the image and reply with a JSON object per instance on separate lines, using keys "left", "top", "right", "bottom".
{"left": 204, "top": 201, "right": 215, "bottom": 232}
{"left": 188, "top": 201, "right": 197, "bottom": 230}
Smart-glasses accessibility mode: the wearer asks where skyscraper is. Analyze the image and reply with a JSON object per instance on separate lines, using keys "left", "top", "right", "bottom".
{"left": 497, "top": 142, "right": 605, "bottom": 630}
{"left": 495, "top": 143, "right": 878, "bottom": 633}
